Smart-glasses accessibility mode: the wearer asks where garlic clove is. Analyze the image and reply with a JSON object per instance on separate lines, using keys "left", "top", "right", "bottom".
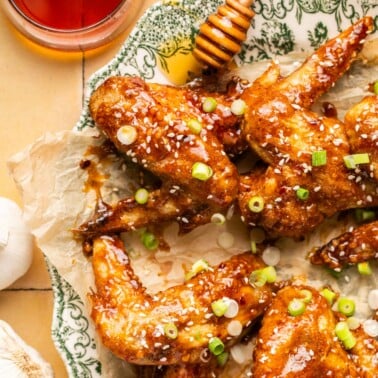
{"left": 0, "top": 320, "right": 54, "bottom": 377}
{"left": 0, "top": 197, "right": 33, "bottom": 290}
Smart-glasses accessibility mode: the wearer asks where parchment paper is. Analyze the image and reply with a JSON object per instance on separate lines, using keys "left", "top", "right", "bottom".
{"left": 7, "top": 44, "right": 378, "bottom": 376}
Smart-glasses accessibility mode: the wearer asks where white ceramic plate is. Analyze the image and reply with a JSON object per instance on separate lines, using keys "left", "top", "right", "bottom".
{"left": 47, "top": 1, "right": 378, "bottom": 376}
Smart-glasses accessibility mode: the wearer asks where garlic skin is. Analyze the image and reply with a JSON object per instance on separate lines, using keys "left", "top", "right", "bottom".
{"left": 0, "top": 197, "right": 33, "bottom": 289}
{"left": 0, "top": 320, "right": 54, "bottom": 377}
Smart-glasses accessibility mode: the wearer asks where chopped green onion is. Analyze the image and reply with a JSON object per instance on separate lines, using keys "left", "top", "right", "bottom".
{"left": 211, "top": 299, "right": 228, "bottom": 317}
{"left": 324, "top": 267, "right": 343, "bottom": 279}
{"left": 248, "top": 196, "right": 264, "bottom": 213}
{"left": 224, "top": 299, "right": 239, "bottom": 318}
{"left": 164, "top": 323, "right": 178, "bottom": 339}
{"left": 249, "top": 269, "right": 267, "bottom": 287}
{"left": 288, "top": 298, "right": 306, "bottom": 316}
{"left": 357, "top": 261, "right": 372, "bottom": 275}
{"left": 312, "top": 150, "right": 327, "bottom": 167}
{"left": 187, "top": 118, "right": 203, "bottom": 134}
{"left": 185, "top": 259, "right": 210, "bottom": 281}
{"left": 191, "top": 162, "right": 213, "bottom": 181}
{"left": 355, "top": 208, "right": 375, "bottom": 223}
{"left": 116, "top": 125, "right": 138, "bottom": 145}
{"left": 208, "top": 337, "right": 225, "bottom": 356}
{"left": 141, "top": 231, "right": 159, "bottom": 250}
{"left": 211, "top": 213, "right": 226, "bottom": 225}
{"left": 202, "top": 97, "right": 217, "bottom": 113}
{"left": 343, "top": 334, "right": 357, "bottom": 350}
{"left": 134, "top": 188, "right": 149, "bottom": 204}
{"left": 335, "top": 321, "right": 350, "bottom": 340}
{"left": 230, "top": 99, "right": 247, "bottom": 115}
{"left": 299, "top": 289, "right": 313, "bottom": 304}
{"left": 262, "top": 266, "right": 277, "bottom": 283}
{"left": 346, "top": 316, "right": 360, "bottom": 331}
{"left": 250, "top": 241, "right": 257, "bottom": 254}
{"left": 335, "top": 321, "right": 356, "bottom": 350}
{"left": 216, "top": 351, "right": 229, "bottom": 367}
{"left": 343, "top": 153, "right": 370, "bottom": 169}
{"left": 320, "top": 288, "right": 337, "bottom": 306}
{"left": 249, "top": 266, "right": 277, "bottom": 287}
{"left": 296, "top": 187, "right": 310, "bottom": 201}
{"left": 374, "top": 81, "right": 378, "bottom": 95}
{"left": 337, "top": 297, "right": 355, "bottom": 317}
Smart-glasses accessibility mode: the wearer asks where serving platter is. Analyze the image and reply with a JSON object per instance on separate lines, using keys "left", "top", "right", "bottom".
{"left": 46, "top": 0, "right": 378, "bottom": 377}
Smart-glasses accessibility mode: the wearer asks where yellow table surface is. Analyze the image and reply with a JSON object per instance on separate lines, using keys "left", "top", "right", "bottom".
{"left": 0, "top": 1, "right": 157, "bottom": 376}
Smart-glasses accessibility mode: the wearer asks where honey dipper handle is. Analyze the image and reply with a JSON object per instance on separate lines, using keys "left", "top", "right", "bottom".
{"left": 193, "top": 0, "right": 255, "bottom": 69}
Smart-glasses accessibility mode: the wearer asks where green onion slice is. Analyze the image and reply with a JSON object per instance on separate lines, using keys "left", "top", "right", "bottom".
{"left": 230, "top": 99, "right": 247, "bottom": 116}
{"left": 249, "top": 266, "right": 277, "bottom": 287}
{"left": 337, "top": 297, "right": 355, "bottom": 317}
{"left": 335, "top": 321, "right": 356, "bottom": 349}
{"left": 296, "top": 187, "right": 310, "bottom": 201}
{"left": 374, "top": 81, "right": 378, "bottom": 95}
{"left": 216, "top": 351, "right": 229, "bottom": 367}
{"left": 141, "top": 231, "right": 159, "bottom": 250}
{"left": 320, "top": 288, "right": 337, "bottom": 306}
{"left": 357, "top": 261, "right": 372, "bottom": 275}
{"left": 355, "top": 208, "right": 375, "bottom": 223}
{"left": 164, "top": 323, "right": 178, "bottom": 339}
{"left": 202, "top": 97, "right": 218, "bottom": 113}
{"left": 312, "top": 150, "right": 327, "bottom": 166}
{"left": 299, "top": 289, "right": 313, "bottom": 304}
{"left": 211, "top": 299, "right": 228, "bottom": 317}
{"left": 343, "top": 153, "right": 370, "bottom": 169}
{"left": 134, "top": 188, "right": 149, "bottom": 204}
{"left": 208, "top": 337, "right": 225, "bottom": 356}
{"left": 211, "top": 213, "right": 226, "bottom": 225}
{"left": 248, "top": 196, "right": 264, "bottom": 213}
{"left": 288, "top": 298, "right": 306, "bottom": 316}
{"left": 187, "top": 118, "right": 203, "bottom": 134}
{"left": 185, "top": 259, "right": 210, "bottom": 281}
{"left": 191, "top": 162, "right": 213, "bottom": 181}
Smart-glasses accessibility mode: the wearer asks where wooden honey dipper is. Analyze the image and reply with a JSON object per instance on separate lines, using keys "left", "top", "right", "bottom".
{"left": 193, "top": 0, "right": 254, "bottom": 69}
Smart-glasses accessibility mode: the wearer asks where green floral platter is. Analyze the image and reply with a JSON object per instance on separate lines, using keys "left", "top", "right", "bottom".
{"left": 48, "top": 1, "right": 378, "bottom": 377}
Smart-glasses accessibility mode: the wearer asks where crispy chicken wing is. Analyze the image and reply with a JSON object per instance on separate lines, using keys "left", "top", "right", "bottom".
{"left": 252, "top": 285, "right": 359, "bottom": 377}
{"left": 78, "top": 76, "right": 244, "bottom": 236}
{"left": 309, "top": 220, "right": 378, "bottom": 269}
{"left": 90, "top": 235, "right": 273, "bottom": 365}
{"left": 345, "top": 95, "right": 378, "bottom": 180}
{"left": 349, "top": 324, "right": 378, "bottom": 377}
{"left": 238, "top": 17, "right": 377, "bottom": 238}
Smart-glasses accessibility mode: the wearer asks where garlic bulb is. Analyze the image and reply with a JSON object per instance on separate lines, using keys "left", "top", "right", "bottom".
{"left": 0, "top": 320, "right": 54, "bottom": 377}
{"left": 0, "top": 197, "right": 33, "bottom": 289}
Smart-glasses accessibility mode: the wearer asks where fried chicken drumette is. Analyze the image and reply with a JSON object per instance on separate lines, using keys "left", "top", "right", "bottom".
{"left": 90, "top": 235, "right": 273, "bottom": 365}
{"left": 238, "top": 17, "right": 377, "bottom": 238}
{"left": 77, "top": 76, "right": 246, "bottom": 236}
{"left": 252, "top": 285, "right": 359, "bottom": 377}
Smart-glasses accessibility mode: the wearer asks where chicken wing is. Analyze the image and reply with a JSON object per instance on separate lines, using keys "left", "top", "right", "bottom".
{"left": 252, "top": 285, "right": 359, "bottom": 377}
{"left": 344, "top": 95, "right": 378, "bottom": 180}
{"left": 78, "top": 76, "right": 244, "bottom": 236}
{"left": 238, "top": 17, "right": 377, "bottom": 238}
{"left": 349, "top": 324, "right": 378, "bottom": 377}
{"left": 90, "top": 235, "right": 273, "bottom": 365}
{"left": 309, "top": 220, "right": 378, "bottom": 269}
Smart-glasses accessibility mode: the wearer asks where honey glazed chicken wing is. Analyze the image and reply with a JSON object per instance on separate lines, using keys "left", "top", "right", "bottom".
{"left": 344, "top": 95, "right": 378, "bottom": 180}
{"left": 252, "top": 285, "right": 359, "bottom": 377}
{"left": 349, "top": 324, "right": 378, "bottom": 377}
{"left": 309, "top": 220, "right": 378, "bottom": 270}
{"left": 90, "top": 235, "right": 273, "bottom": 365}
{"left": 238, "top": 17, "right": 378, "bottom": 238}
{"left": 78, "top": 76, "right": 244, "bottom": 236}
